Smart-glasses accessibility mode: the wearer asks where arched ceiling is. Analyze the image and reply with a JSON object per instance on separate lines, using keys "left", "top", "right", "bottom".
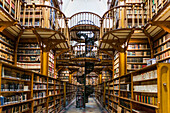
{"left": 61, "top": 0, "right": 108, "bottom": 17}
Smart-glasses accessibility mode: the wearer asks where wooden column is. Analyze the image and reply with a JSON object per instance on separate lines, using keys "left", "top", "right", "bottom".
{"left": 98, "top": 74, "right": 102, "bottom": 84}
{"left": 119, "top": 52, "right": 126, "bottom": 76}
{"left": 103, "top": 82, "right": 106, "bottom": 107}
{"left": 64, "top": 82, "right": 66, "bottom": 107}
{"left": 112, "top": 59, "right": 114, "bottom": 78}
{"left": 41, "top": 50, "right": 49, "bottom": 75}
{"left": 69, "top": 74, "right": 72, "bottom": 83}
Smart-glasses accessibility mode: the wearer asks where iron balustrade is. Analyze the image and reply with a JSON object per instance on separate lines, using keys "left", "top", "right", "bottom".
{"left": 71, "top": 45, "right": 99, "bottom": 59}
{"left": 68, "top": 12, "right": 101, "bottom": 28}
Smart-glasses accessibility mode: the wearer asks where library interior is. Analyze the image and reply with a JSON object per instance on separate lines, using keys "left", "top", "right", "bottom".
{"left": 0, "top": 0, "right": 169, "bottom": 113}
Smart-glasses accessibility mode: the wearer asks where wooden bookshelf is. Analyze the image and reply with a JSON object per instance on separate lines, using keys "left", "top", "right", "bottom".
{"left": 0, "top": 62, "right": 77, "bottom": 113}
{"left": 154, "top": 33, "right": 170, "bottom": 63}
{"left": 95, "top": 63, "right": 170, "bottom": 113}
{"left": 127, "top": 43, "right": 151, "bottom": 73}
{"left": 48, "top": 50, "right": 54, "bottom": 78}
{"left": 17, "top": 43, "right": 41, "bottom": 74}
{"left": 0, "top": 34, "right": 14, "bottom": 64}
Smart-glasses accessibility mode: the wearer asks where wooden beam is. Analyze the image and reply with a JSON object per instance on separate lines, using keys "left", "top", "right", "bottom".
{"left": 125, "top": 29, "right": 134, "bottom": 50}
{"left": 14, "top": 30, "right": 24, "bottom": 65}
{"left": 151, "top": 21, "right": 170, "bottom": 26}
{"left": 142, "top": 28, "right": 154, "bottom": 58}
{"left": 32, "top": 28, "right": 42, "bottom": 49}
{"left": 55, "top": 49, "right": 69, "bottom": 57}
{"left": 158, "top": 25, "right": 170, "bottom": 33}
{"left": 0, "top": 21, "right": 18, "bottom": 32}
{"left": 150, "top": 21, "right": 170, "bottom": 33}
{"left": 100, "top": 50, "right": 114, "bottom": 58}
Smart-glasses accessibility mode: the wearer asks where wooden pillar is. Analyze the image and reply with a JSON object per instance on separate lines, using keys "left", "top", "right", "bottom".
{"left": 119, "top": 52, "right": 126, "bottom": 76}
{"left": 64, "top": 82, "right": 66, "bottom": 107}
{"left": 98, "top": 74, "right": 102, "bottom": 84}
{"left": 41, "top": 50, "right": 49, "bottom": 75}
{"left": 69, "top": 74, "right": 72, "bottom": 83}
{"left": 112, "top": 59, "right": 114, "bottom": 78}
{"left": 103, "top": 82, "right": 106, "bottom": 107}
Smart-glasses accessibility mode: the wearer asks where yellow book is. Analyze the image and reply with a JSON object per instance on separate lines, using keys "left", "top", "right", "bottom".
{"left": 152, "top": 97, "right": 155, "bottom": 105}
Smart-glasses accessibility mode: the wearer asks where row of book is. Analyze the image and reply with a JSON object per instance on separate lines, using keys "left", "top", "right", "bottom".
{"left": 17, "top": 56, "right": 40, "bottom": 61}
{"left": 127, "top": 64, "right": 147, "bottom": 70}
{"left": 33, "top": 91, "right": 46, "bottom": 99}
{"left": 117, "top": 106, "right": 130, "bottom": 113}
{"left": 17, "top": 62, "right": 41, "bottom": 69}
{"left": 0, "top": 93, "right": 27, "bottom": 106}
{"left": 133, "top": 70, "right": 157, "bottom": 81}
{"left": 127, "top": 58, "right": 150, "bottom": 63}
{"left": 114, "top": 52, "right": 119, "bottom": 60}
{"left": 48, "top": 67, "right": 54, "bottom": 77}
{"left": 127, "top": 51, "right": 150, "bottom": 56}
{"left": 114, "top": 79, "right": 119, "bottom": 84}
{"left": 154, "top": 42, "right": 170, "bottom": 54}
{"left": 162, "top": 59, "right": 170, "bottom": 63}
{"left": 34, "top": 98, "right": 46, "bottom": 106}
{"left": 2, "top": 68, "right": 31, "bottom": 80}
{"left": 0, "top": 43, "right": 14, "bottom": 54}
{"left": 154, "top": 34, "right": 170, "bottom": 48}
{"left": 114, "top": 85, "right": 119, "bottom": 90}
{"left": 34, "top": 75, "right": 47, "bottom": 83}
{"left": 33, "top": 105, "right": 46, "bottom": 113}
{"left": 49, "top": 61, "right": 54, "bottom": 68}
{"left": 1, "top": 83, "right": 29, "bottom": 91}
{"left": 2, "top": 103, "right": 30, "bottom": 113}
{"left": 18, "top": 50, "right": 40, "bottom": 54}
{"left": 156, "top": 50, "right": 170, "bottom": 61}
{"left": 33, "top": 84, "right": 47, "bottom": 90}
{"left": 133, "top": 84, "right": 157, "bottom": 92}
{"left": 0, "top": 34, "right": 14, "bottom": 47}
{"left": 120, "top": 99, "right": 130, "bottom": 109}
{"left": 48, "top": 85, "right": 54, "bottom": 89}
{"left": 120, "top": 92, "right": 131, "bottom": 99}
{"left": 135, "top": 94, "right": 157, "bottom": 105}
{"left": 0, "top": 52, "right": 13, "bottom": 61}
{"left": 49, "top": 91, "right": 54, "bottom": 95}
{"left": 48, "top": 79, "right": 54, "bottom": 84}
{"left": 102, "top": 54, "right": 112, "bottom": 60}
{"left": 22, "top": 0, "right": 44, "bottom": 5}
{"left": 18, "top": 43, "right": 39, "bottom": 48}
{"left": 128, "top": 44, "right": 150, "bottom": 49}
{"left": 120, "top": 76, "right": 131, "bottom": 83}
{"left": 126, "top": 0, "right": 144, "bottom": 3}
{"left": 120, "top": 84, "right": 131, "bottom": 91}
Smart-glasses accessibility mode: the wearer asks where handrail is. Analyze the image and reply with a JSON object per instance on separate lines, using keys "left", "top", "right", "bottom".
{"left": 68, "top": 12, "right": 102, "bottom": 28}
{"left": 0, "top": 0, "right": 23, "bottom": 20}
{"left": 101, "top": 0, "right": 169, "bottom": 35}
{"left": 71, "top": 45, "right": 99, "bottom": 59}
{"left": 101, "top": 4, "right": 147, "bottom": 35}
{"left": 20, "top": 3, "right": 68, "bottom": 39}
{"left": 144, "top": 0, "right": 169, "bottom": 20}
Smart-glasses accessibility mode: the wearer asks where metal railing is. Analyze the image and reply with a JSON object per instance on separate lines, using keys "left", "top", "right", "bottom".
{"left": 71, "top": 45, "right": 99, "bottom": 59}
{"left": 68, "top": 12, "right": 101, "bottom": 28}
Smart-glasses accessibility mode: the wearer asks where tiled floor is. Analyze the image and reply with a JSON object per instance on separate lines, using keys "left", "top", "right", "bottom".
{"left": 63, "top": 98, "right": 107, "bottom": 113}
